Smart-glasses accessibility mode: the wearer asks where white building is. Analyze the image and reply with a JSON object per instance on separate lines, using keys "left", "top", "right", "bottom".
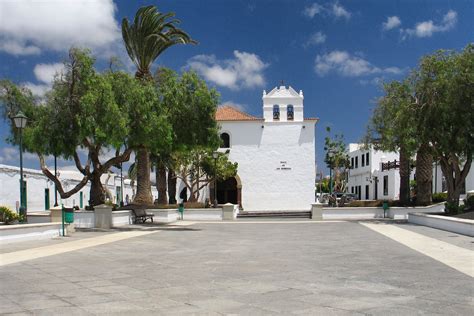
{"left": 0, "top": 164, "right": 141, "bottom": 212}
{"left": 213, "top": 85, "right": 318, "bottom": 211}
{"left": 346, "top": 144, "right": 474, "bottom": 201}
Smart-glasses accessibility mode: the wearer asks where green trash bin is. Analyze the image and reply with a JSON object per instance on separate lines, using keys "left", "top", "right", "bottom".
{"left": 382, "top": 200, "right": 389, "bottom": 218}
{"left": 178, "top": 203, "right": 184, "bottom": 220}
{"left": 63, "top": 207, "right": 74, "bottom": 224}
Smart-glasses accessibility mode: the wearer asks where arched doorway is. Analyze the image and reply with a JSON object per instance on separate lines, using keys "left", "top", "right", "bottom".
{"left": 211, "top": 175, "right": 242, "bottom": 209}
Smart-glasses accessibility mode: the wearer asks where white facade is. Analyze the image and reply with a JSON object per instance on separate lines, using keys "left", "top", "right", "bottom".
{"left": 0, "top": 164, "right": 144, "bottom": 212}
{"left": 217, "top": 86, "right": 317, "bottom": 211}
{"left": 347, "top": 144, "right": 474, "bottom": 201}
{"left": 347, "top": 144, "right": 405, "bottom": 200}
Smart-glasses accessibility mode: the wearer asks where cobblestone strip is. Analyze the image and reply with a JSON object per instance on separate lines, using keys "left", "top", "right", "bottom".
{"left": 361, "top": 222, "right": 474, "bottom": 277}
{"left": 0, "top": 230, "right": 157, "bottom": 267}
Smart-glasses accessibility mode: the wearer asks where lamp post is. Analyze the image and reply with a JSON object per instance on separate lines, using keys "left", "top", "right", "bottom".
{"left": 54, "top": 154, "right": 58, "bottom": 206}
{"left": 212, "top": 151, "right": 219, "bottom": 208}
{"left": 120, "top": 161, "right": 124, "bottom": 207}
{"left": 13, "top": 111, "right": 28, "bottom": 221}
{"left": 328, "top": 150, "right": 334, "bottom": 195}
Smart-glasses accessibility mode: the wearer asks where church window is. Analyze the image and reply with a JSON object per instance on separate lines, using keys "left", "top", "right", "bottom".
{"left": 273, "top": 105, "right": 280, "bottom": 120}
{"left": 220, "top": 133, "right": 230, "bottom": 148}
{"left": 287, "top": 105, "right": 294, "bottom": 120}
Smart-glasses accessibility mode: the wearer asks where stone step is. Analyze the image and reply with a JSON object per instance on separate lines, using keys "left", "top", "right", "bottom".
{"left": 237, "top": 211, "right": 311, "bottom": 219}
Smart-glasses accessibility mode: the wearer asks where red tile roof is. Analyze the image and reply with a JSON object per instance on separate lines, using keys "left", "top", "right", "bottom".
{"left": 216, "top": 106, "right": 263, "bottom": 121}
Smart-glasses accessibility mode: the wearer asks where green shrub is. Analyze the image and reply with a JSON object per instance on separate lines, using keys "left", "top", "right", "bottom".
{"left": 0, "top": 206, "right": 21, "bottom": 224}
{"left": 463, "top": 195, "right": 474, "bottom": 211}
{"left": 445, "top": 202, "right": 465, "bottom": 215}
{"left": 432, "top": 192, "right": 448, "bottom": 203}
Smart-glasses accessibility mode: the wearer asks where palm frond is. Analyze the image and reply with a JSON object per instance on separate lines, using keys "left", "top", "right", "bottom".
{"left": 121, "top": 5, "right": 197, "bottom": 78}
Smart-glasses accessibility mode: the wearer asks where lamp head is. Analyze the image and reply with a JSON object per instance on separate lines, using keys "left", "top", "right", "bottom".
{"left": 13, "top": 111, "right": 28, "bottom": 129}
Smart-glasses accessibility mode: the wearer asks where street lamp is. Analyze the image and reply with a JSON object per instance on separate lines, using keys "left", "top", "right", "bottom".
{"left": 13, "top": 111, "right": 28, "bottom": 221}
{"left": 328, "top": 150, "right": 334, "bottom": 195}
{"left": 212, "top": 151, "right": 219, "bottom": 208}
{"left": 54, "top": 154, "right": 58, "bottom": 206}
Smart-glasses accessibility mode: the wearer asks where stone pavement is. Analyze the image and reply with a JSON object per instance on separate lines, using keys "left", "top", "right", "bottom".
{"left": 0, "top": 220, "right": 473, "bottom": 315}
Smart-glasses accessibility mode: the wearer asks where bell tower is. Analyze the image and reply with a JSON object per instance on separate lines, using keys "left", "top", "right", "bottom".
{"left": 262, "top": 85, "right": 304, "bottom": 122}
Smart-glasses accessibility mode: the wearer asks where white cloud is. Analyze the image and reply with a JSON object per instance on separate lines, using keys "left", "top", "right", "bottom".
{"left": 34, "top": 63, "right": 65, "bottom": 84}
{"left": 303, "top": 2, "right": 350, "bottom": 20}
{"left": 314, "top": 50, "right": 402, "bottom": 77}
{"left": 303, "top": 3, "right": 324, "bottom": 18}
{"left": 304, "top": 31, "right": 326, "bottom": 47}
{"left": 0, "top": 0, "right": 120, "bottom": 56}
{"left": 332, "top": 2, "right": 351, "bottom": 19}
{"left": 187, "top": 51, "right": 268, "bottom": 90}
{"left": 22, "top": 63, "right": 66, "bottom": 97}
{"left": 401, "top": 10, "right": 457, "bottom": 39}
{"left": 22, "top": 82, "right": 50, "bottom": 97}
{"left": 383, "top": 16, "right": 401, "bottom": 31}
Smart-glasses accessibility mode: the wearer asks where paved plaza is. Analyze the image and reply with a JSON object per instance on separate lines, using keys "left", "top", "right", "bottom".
{"left": 1, "top": 220, "right": 473, "bottom": 315}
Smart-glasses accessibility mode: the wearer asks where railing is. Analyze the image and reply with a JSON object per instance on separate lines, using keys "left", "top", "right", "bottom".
{"left": 381, "top": 160, "right": 400, "bottom": 171}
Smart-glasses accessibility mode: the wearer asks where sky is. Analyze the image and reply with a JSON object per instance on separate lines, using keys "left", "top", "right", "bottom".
{"left": 0, "top": 0, "right": 473, "bottom": 175}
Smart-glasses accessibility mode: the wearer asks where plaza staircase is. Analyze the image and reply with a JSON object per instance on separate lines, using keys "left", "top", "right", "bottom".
{"left": 237, "top": 211, "right": 311, "bottom": 219}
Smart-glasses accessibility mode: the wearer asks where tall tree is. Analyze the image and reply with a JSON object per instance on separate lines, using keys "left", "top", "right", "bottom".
{"left": 324, "top": 127, "right": 350, "bottom": 193}
{"left": 413, "top": 45, "right": 474, "bottom": 209}
{"left": 368, "top": 44, "right": 474, "bottom": 209}
{"left": 174, "top": 149, "right": 238, "bottom": 202}
{"left": 366, "top": 80, "right": 417, "bottom": 204}
{"left": 153, "top": 68, "right": 220, "bottom": 205}
{"left": 122, "top": 5, "right": 196, "bottom": 205}
{"left": 0, "top": 49, "right": 170, "bottom": 206}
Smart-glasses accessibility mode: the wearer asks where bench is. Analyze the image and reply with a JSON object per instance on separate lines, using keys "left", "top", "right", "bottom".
{"left": 131, "top": 209, "right": 154, "bottom": 224}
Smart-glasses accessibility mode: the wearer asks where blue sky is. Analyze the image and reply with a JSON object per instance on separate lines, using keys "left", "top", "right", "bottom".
{"left": 0, "top": 0, "right": 473, "bottom": 175}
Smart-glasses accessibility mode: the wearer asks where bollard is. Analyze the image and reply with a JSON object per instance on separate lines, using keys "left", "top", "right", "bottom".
{"left": 178, "top": 203, "right": 184, "bottom": 220}
{"left": 382, "top": 200, "right": 389, "bottom": 218}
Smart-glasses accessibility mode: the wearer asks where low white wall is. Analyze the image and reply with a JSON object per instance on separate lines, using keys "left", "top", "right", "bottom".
{"left": 388, "top": 203, "right": 445, "bottom": 219}
{"left": 74, "top": 210, "right": 132, "bottom": 228}
{"left": 0, "top": 222, "right": 62, "bottom": 244}
{"left": 183, "top": 209, "right": 222, "bottom": 221}
{"left": 112, "top": 210, "right": 133, "bottom": 227}
{"left": 146, "top": 209, "right": 180, "bottom": 223}
{"left": 322, "top": 203, "right": 445, "bottom": 220}
{"left": 408, "top": 213, "right": 474, "bottom": 237}
{"left": 27, "top": 211, "right": 51, "bottom": 224}
{"left": 323, "top": 207, "right": 385, "bottom": 220}
{"left": 74, "top": 211, "right": 95, "bottom": 228}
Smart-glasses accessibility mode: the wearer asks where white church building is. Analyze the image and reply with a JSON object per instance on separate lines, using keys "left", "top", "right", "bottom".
{"left": 212, "top": 85, "right": 318, "bottom": 211}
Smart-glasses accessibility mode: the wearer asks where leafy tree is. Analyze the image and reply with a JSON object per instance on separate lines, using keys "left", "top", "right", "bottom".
{"left": 366, "top": 80, "right": 417, "bottom": 204}
{"left": 174, "top": 149, "right": 238, "bottom": 202}
{"left": 122, "top": 5, "right": 196, "bottom": 205}
{"left": 0, "top": 48, "right": 170, "bottom": 206}
{"left": 153, "top": 68, "right": 220, "bottom": 204}
{"left": 367, "top": 44, "right": 473, "bottom": 208}
{"left": 324, "top": 127, "right": 350, "bottom": 193}
{"left": 413, "top": 45, "right": 474, "bottom": 208}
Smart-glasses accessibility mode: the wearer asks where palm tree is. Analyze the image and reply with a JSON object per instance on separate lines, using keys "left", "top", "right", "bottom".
{"left": 122, "top": 5, "right": 196, "bottom": 205}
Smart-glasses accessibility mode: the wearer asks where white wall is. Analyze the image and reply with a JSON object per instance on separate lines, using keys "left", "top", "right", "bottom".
{"left": 0, "top": 164, "right": 140, "bottom": 212}
{"left": 220, "top": 120, "right": 316, "bottom": 211}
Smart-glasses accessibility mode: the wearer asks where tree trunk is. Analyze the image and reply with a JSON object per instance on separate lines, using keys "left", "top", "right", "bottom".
{"left": 89, "top": 173, "right": 105, "bottom": 206}
{"left": 168, "top": 168, "right": 177, "bottom": 204}
{"left": 415, "top": 143, "right": 433, "bottom": 206}
{"left": 399, "top": 146, "right": 410, "bottom": 205}
{"left": 439, "top": 153, "right": 472, "bottom": 208}
{"left": 156, "top": 163, "right": 167, "bottom": 204}
{"left": 133, "top": 148, "right": 153, "bottom": 205}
